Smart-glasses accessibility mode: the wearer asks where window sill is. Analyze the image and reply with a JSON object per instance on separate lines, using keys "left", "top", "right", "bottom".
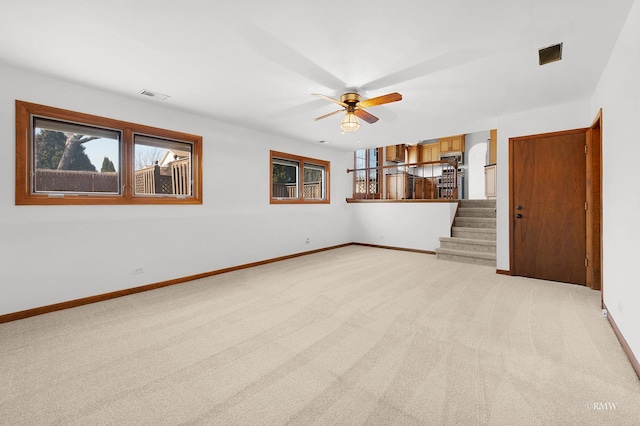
{"left": 346, "top": 198, "right": 458, "bottom": 203}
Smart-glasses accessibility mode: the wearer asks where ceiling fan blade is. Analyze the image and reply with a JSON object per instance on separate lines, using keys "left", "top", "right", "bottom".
{"left": 243, "top": 25, "right": 346, "bottom": 90}
{"left": 313, "top": 109, "right": 344, "bottom": 121}
{"left": 357, "top": 92, "right": 402, "bottom": 108}
{"left": 354, "top": 108, "right": 379, "bottom": 124}
{"left": 312, "top": 93, "right": 348, "bottom": 107}
{"left": 271, "top": 99, "right": 328, "bottom": 118}
{"left": 360, "top": 49, "right": 491, "bottom": 92}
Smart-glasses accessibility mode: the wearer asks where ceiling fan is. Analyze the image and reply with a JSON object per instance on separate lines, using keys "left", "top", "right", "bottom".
{"left": 312, "top": 91, "right": 402, "bottom": 132}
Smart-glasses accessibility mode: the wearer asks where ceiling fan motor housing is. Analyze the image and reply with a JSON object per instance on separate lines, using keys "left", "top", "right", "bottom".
{"left": 340, "top": 92, "right": 361, "bottom": 104}
{"left": 341, "top": 93, "right": 360, "bottom": 112}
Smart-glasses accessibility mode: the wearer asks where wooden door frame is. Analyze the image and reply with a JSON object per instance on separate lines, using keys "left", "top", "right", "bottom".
{"left": 586, "top": 109, "right": 603, "bottom": 293}
{"left": 508, "top": 117, "right": 603, "bottom": 291}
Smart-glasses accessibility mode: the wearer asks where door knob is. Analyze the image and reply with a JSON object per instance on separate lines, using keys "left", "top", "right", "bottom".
{"left": 516, "top": 214, "right": 522, "bottom": 219}
{"left": 516, "top": 205, "right": 523, "bottom": 210}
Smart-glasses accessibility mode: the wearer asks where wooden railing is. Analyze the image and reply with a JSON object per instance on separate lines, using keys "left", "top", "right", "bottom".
{"left": 134, "top": 158, "right": 191, "bottom": 195}
{"left": 272, "top": 182, "right": 322, "bottom": 199}
{"left": 303, "top": 181, "right": 322, "bottom": 199}
{"left": 171, "top": 159, "right": 191, "bottom": 195}
{"left": 347, "top": 159, "right": 459, "bottom": 200}
{"left": 135, "top": 166, "right": 157, "bottom": 194}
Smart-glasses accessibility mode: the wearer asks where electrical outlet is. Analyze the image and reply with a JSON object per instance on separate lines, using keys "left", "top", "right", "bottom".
{"left": 132, "top": 266, "right": 144, "bottom": 275}
{"left": 305, "top": 237, "right": 310, "bottom": 243}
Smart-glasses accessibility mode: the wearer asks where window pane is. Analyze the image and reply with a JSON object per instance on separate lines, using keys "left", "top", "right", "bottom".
{"left": 33, "top": 118, "right": 121, "bottom": 194}
{"left": 368, "top": 148, "right": 380, "bottom": 194}
{"left": 354, "top": 148, "right": 379, "bottom": 198}
{"left": 272, "top": 159, "right": 299, "bottom": 198}
{"left": 355, "top": 149, "right": 366, "bottom": 195}
{"left": 303, "top": 163, "right": 325, "bottom": 200}
{"left": 134, "top": 135, "right": 193, "bottom": 196}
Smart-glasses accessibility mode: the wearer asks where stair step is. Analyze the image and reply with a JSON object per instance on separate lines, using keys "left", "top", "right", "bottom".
{"left": 454, "top": 217, "right": 496, "bottom": 229}
{"left": 439, "top": 237, "right": 496, "bottom": 253}
{"left": 435, "top": 199, "right": 497, "bottom": 268}
{"left": 435, "top": 247, "right": 497, "bottom": 267}
{"left": 456, "top": 207, "right": 496, "bottom": 218}
{"left": 458, "top": 199, "right": 496, "bottom": 209}
{"left": 452, "top": 227, "right": 496, "bottom": 241}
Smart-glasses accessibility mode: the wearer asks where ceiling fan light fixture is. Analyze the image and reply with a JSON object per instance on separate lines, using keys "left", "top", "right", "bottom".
{"left": 340, "top": 112, "right": 360, "bottom": 132}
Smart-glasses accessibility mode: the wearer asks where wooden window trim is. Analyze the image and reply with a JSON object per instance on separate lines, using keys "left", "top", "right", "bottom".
{"left": 15, "top": 100, "right": 203, "bottom": 205}
{"left": 270, "top": 150, "right": 330, "bottom": 204}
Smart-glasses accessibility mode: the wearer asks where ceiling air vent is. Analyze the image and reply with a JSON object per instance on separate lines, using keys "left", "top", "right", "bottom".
{"left": 538, "top": 42, "right": 563, "bottom": 66}
{"left": 139, "top": 89, "right": 170, "bottom": 101}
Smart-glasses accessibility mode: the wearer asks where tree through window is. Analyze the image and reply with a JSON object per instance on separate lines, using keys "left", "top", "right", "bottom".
{"left": 32, "top": 118, "right": 121, "bottom": 194}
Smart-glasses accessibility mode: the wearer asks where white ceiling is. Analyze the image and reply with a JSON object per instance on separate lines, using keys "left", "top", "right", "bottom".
{"left": 0, "top": 1, "right": 634, "bottom": 151}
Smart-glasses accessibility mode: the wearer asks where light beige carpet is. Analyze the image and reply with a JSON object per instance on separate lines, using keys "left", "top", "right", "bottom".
{"left": 1, "top": 245, "right": 639, "bottom": 425}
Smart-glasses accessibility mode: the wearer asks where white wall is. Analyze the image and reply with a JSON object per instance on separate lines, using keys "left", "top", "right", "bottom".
{"left": 350, "top": 202, "right": 458, "bottom": 252}
{"left": 591, "top": 0, "right": 640, "bottom": 364}
{"left": 0, "top": 65, "right": 353, "bottom": 316}
{"left": 464, "top": 130, "right": 490, "bottom": 199}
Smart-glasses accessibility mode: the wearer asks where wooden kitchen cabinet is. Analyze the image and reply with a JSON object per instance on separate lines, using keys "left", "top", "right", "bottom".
{"left": 420, "top": 143, "right": 440, "bottom": 162}
{"left": 386, "top": 173, "right": 438, "bottom": 199}
{"left": 489, "top": 129, "right": 497, "bottom": 165}
{"left": 407, "top": 145, "right": 421, "bottom": 164}
{"left": 439, "top": 134, "right": 465, "bottom": 153}
{"left": 386, "top": 173, "right": 409, "bottom": 199}
{"left": 385, "top": 144, "right": 406, "bottom": 162}
{"left": 414, "top": 177, "right": 437, "bottom": 199}
{"left": 485, "top": 164, "right": 497, "bottom": 198}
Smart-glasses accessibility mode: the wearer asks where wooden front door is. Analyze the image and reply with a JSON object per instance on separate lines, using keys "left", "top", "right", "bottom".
{"left": 510, "top": 129, "right": 587, "bottom": 285}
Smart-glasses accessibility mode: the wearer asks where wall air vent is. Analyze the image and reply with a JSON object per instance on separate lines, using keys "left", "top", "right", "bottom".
{"left": 538, "top": 43, "right": 563, "bottom": 66}
{"left": 139, "top": 89, "right": 170, "bottom": 101}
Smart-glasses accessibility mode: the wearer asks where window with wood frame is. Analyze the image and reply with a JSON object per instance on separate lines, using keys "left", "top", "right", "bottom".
{"left": 15, "top": 100, "right": 202, "bottom": 205}
{"left": 270, "top": 151, "right": 330, "bottom": 204}
{"left": 353, "top": 147, "right": 382, "bottom": 199}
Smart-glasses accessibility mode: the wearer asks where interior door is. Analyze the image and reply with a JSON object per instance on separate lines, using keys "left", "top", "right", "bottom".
{"left": 586, "top": 110, "right": 603, "bottom": 291}
{"left": 510, "top": 130, "right": 587, "bottom": 285}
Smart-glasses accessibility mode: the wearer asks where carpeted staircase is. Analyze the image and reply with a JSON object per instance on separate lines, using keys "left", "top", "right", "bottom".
{"left": 435, "top": 199, "right": 496, "bottom": 267}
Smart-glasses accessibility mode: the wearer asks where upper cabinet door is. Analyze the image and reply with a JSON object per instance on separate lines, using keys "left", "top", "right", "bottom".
{"left": 420, "top": 143, "right": 439, "bottom": 162}
{"left": 439, "top": 135, "right": 466, "bottom": 153}
{"left": 385, "top": 144, "right": 406, "bottom": 162}
{"left": 408, "top": 145, "right": 421, "bottom": 164}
